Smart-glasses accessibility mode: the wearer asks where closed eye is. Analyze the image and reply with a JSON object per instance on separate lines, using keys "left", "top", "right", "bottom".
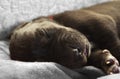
{"left": 73, "top": 48, "right": 82, "bottom": 55}
{"left": 69, "top": 45, "right": 82, "bottom": 55}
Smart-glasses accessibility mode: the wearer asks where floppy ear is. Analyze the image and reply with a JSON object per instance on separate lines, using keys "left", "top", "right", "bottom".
{"left": 31, "top": 28, "right": 53, "bottom": 61}
{"left": 34, "top": 29, "right": 50, "bottom": 47}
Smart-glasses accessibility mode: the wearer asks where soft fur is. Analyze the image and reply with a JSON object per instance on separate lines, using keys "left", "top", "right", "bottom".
{"left": 9, "top": 1, "right": 120, "bottom": 74}
{"left": 10, "top": 18, "right": 91, "bottom": 69}
{"left": 53, "top": 1, "right": 120, "bottom": 60}
{"left": 52, "top": 1, "right": 120, "bottom": 74}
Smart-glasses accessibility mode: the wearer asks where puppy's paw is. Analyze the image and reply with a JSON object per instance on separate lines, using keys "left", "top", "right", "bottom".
{"left": 102, "top": 49, "right": 119, "bottom": 74}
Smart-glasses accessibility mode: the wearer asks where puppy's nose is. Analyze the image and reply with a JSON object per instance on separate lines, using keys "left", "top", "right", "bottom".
{"left": 112, "top": 66, "right": 120, "bottom": 74}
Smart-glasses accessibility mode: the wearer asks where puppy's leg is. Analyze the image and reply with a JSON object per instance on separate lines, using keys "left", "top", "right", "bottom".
{"left": 88, "top": 49, "right": 119, "bottom": 74}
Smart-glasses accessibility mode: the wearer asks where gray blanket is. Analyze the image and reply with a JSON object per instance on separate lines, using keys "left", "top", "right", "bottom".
{"left": 0, "top": 0, "right": 120, "bottom": 79}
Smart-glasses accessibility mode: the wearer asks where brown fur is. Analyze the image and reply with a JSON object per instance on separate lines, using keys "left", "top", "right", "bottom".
{"left": 51, "top": 1, "right": 120, "bottom": 74}
{"left": 9, "top": 1, "right": 120, "bottom": 74}
{"left": 53, "top": 1, "right": 120, "bottom": 61}
{"left": 10, "top": 18, "right": 91, "bottom": 69}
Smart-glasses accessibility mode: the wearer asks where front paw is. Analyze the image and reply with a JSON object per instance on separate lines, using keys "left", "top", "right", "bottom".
{"left": 101, "top": 49, "right": 119, "bottom": 74}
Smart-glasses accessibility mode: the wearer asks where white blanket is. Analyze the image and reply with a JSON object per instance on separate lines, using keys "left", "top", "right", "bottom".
{"left": 1, "top": 0, "right": 120, "bottom": 79}
{"left": 0, "top": 0, "right": 109, "bottom": 40}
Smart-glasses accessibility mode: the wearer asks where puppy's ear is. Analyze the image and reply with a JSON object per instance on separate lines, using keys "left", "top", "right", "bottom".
{"left": 31, "top": 28, "right": 53, "bottom": 60}
{"left": 33, "top": 29, "right": 51, "bottom": 47}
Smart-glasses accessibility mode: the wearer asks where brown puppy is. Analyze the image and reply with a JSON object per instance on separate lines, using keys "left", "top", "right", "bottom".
{"left": 10, "top": 1, "right": 120, "bottom": 74}
{"left": 10, "top": 18, "right": 91, "bottom": 69}
{"left": 51, "top": 1, "right": 120, "bottom": 74}
{"left": 10, "top": 17, "right": 119, "bottom": 74}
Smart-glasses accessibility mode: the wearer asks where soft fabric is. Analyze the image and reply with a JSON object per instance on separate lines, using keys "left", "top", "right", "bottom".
{"left": 0, "top": 0, "right": 120, "bottom": 79}
{"left": 0, "top": 0, "right": 109, "bottom": 40}
{"left": 98, "top": 74, "right": 120, "bottom": 79}
{"left": 0, "top": 41, "right": 10, "bottom": 60}
{"left": 0, "top": 60, "right": 105, "bottom": 79}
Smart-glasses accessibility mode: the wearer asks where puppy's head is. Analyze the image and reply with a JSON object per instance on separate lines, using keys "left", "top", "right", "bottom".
{"left": 10, "top": 18, "right": 91, "bottom": 69}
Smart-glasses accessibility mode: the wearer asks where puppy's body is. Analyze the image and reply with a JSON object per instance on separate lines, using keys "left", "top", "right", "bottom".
{"left": 53, "top": 1, "right": 120, "bottom": 61}
{"left": 10, "top": 1, "right": 120, "bottom": 74}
